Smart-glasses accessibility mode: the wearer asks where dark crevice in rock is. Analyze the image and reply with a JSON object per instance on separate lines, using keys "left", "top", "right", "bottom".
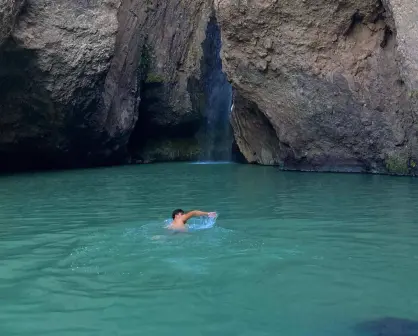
{"left": 127, "top": 41, "right": 202, "bottom": 163}
{"left": 343, "top": 11, "right": 364, "bottom": 36}
{"left": 128, "top": 7, "right": 235, "bottom": 164}
{"left": 380, "top": 25, "right": 393, "bottom": 48}
{"left": 0, "top": 42, "right": 60, "bottom": 171}
{"left": 231, "top": 140, "right": 247, "bottom": 163}
{"left": 371, "top": 0, "right": 387, "bottom": 23}
{"left": 230, "top": 93, "right": 283, "bottom": 165}
{"left": 18, "top": 1, "right": 29, "bottom": 18}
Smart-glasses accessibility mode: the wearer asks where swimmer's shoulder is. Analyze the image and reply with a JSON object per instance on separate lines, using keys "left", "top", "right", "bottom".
{"left": 166, "top": 223, "right": 187, "bottom": 232}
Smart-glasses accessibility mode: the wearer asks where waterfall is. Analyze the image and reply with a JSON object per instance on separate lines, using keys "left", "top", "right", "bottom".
{"left": 199, "top": 16, "right": 233, "bottom": 162}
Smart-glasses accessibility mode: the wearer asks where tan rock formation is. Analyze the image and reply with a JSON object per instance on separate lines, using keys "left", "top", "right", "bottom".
{"left": 216, "top": 0, "right": 418, "bottom": 174}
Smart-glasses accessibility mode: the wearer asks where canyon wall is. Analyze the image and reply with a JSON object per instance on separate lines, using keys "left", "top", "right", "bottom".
{"left": 0, "top": 0, "right": 122, "bottom": 169}
{"left": 1, "top": 0, "right": 417, "bottom": 174}
{"left": 0, "top": 0, "right": 214, "bottom": 170}
{"left": 216, "top": 0, "right": 418, "bottom": 174}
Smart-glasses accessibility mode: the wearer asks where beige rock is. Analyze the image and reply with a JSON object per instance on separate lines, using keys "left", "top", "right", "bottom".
{"left": 0, "top": 0, "right": 121, "bottom": 168}
{"left": 382, "top": 0, "right": 418, "bottom": 89}
{"left": 1, "top": 0, "right": 417, "bottom": 174}
{"left": 216, "top": 0, "right": 418, "bottom": 174}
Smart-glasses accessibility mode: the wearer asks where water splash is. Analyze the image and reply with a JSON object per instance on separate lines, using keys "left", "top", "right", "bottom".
{"left": 164, "top": 214, "right": 218, "bottom": 231}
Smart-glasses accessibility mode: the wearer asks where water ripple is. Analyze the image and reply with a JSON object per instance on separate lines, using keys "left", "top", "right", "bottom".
{"left": 1, "top": 164, "right": 418, "bottom": 335}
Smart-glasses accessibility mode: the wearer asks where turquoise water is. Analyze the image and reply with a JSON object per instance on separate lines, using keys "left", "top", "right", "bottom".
{"left": 0, "top": 163, "right": 418, "bottom": 335}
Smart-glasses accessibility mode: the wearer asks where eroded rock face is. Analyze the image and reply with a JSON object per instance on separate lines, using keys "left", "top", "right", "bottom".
{"left": 0, "top": 0, "right": 24, "bottom": 45}
{"left": 383, "top": 0, "right": 418, "bottom": 89}
{"left": 122, "top": 0, "right": 215, "bottom": 162}
{"left": 216, "top": 0, "right": 418, "bottom": 174}
{"left": 0, "top": 0, "right": 215, "bottom": 169}
{"left": 0, "top": 0, "right": 122, "bottom": 169}
{"left": 1, "top": 0, "right": 417, "bottom": 173}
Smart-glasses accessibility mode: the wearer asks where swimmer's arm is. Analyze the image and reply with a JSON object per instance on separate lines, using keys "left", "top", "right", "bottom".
{"left": 182, "top": 210, "right": 213, "bottom": 222}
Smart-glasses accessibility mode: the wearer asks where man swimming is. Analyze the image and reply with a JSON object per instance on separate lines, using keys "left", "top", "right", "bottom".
{"left": 168, "top": 209, "right": 217, "bottom": 231}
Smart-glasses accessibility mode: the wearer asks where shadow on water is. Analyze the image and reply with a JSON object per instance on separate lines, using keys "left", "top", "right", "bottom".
{"left": 355, "top": 317, "right": 418, "bottom": 336}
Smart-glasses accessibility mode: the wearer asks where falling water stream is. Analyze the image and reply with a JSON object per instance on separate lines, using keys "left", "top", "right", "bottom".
{"left": 199, "top": 16, "right": 234, "bottom": 162}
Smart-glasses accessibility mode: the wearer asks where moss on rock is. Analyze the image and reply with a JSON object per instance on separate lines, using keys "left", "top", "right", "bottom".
{"left": 384, "top": 153, "right": 417, "bottom": 175}
{"left": 139, "top": 138, "right": 201, "bottom": 162}
{"left": 145, "top": 73, "right": 165, "bottom": 84}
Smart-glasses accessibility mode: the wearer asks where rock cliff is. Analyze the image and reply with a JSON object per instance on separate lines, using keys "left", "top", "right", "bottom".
{"left": 0, "top": 0, "right": 24, "bottom": 46}
{"left": 0, "top": 0, "right": 214, "bottom": 170}
{"left": 216, "top": 0, "right": 418, "bottom": 174}
{"left": 1, "top": 0, "right": 418, "bottom": 175}
{"left": 122, "top": 0, "right": 215, "bottom": 162}
{"left": 0, "top": 0, "right": 122, "bottom": 169}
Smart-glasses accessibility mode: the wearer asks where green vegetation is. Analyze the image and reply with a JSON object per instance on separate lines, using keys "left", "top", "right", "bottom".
{"left": 385, "top": 154, "right": 417, "bottom": 175}
{"left": 145, "top": 73, "right": 164, "bottom": 84}
{"left": 139, "top": 43, "right": 151, "bottom": 72}
{"left": 137, "top": 42, "right": 152, "bottom": 83}
{"left": 385, "top": 156, "right": 409, "bottom": 175}
{"left": 408, "top": 90, "right": 418, "bottom": 99}
{"left": 141, "top": 138, "right": 201, "bottom": 162}
{"left": 137, "top": 43, "right": 165, "bottom": 85}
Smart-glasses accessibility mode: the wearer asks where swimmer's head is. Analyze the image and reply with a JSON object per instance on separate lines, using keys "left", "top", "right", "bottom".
{"left": 172, "top": 209, "right": 184, "bottom": 219}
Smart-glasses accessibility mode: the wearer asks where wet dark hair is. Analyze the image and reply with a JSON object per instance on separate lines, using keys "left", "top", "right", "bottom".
{"left": 172, "top": 209, "right": 184, "bottom": 219}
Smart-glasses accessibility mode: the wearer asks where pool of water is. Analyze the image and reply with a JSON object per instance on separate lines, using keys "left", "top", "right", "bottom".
{"left": 0, "top": 163, "right": 417, "bottom": 336}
